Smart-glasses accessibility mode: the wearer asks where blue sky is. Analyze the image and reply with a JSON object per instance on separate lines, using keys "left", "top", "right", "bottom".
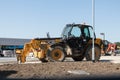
{"left": 0, "top": 0, "right": 120, "bottom": 43}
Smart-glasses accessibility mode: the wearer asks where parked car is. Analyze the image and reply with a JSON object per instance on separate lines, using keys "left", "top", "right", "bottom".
{"left": 2, "top": 50, "right": 14, "bottom": 57}
{"left": 114, "top": 50, "right": 120, "bottom": 54}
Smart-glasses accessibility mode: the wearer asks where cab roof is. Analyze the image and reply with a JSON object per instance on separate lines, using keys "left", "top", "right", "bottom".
{"left": 66, "top": 23, "right": 91, "bottom": 27}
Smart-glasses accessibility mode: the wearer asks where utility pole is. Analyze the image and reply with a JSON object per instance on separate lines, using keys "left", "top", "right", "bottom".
{"left": 100, "top": 33, "right": 105, "bottom": 53}
{"left": 92, "top": 0, "right": 95, "bottom": 62}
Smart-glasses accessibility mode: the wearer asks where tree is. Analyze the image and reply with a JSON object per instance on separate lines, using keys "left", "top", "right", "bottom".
{"left": 115, "top": 42, "right": 120, "bottom": 49}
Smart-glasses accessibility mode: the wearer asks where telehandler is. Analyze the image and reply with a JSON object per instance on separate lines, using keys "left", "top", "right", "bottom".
{"left": 16, "top": 23, "right": 102, "bottom": 63}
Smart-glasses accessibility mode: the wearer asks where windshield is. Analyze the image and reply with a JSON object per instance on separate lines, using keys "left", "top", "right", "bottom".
{"left": 61, "top": 25, "right": 82, "bottom": 39}
{"left": 61, "top": 25, "right": 72, "bottom": 39}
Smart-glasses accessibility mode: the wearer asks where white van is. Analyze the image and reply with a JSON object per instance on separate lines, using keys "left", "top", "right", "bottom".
{"left": 2, "top": 50, "right": 14, "bottom": 57}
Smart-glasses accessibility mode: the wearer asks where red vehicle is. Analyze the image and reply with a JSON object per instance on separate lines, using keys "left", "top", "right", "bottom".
{"left": 102, "top": 40, "right": 117, "bottom": 56}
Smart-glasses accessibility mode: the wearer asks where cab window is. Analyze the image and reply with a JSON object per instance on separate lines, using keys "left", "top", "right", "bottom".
{"left": 88, "top": 27, "right": 94, "bottom": 38}
{"left": 71, "top": 27, "right": 81, "bottom": 37}
{"left": 84, "top": 27, "right": 89, "bottom": 38}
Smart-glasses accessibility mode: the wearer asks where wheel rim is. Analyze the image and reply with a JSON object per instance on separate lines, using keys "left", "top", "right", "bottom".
{"left": 51, "top": 49, "right": 63, "bottom": 61}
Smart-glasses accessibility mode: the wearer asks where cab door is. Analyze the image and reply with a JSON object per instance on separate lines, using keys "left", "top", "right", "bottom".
{"left": 67, "top": 26, "right": 83, "bottom": 50}
{"left": 83, "top": 26, "right": 95, "bottom": 42}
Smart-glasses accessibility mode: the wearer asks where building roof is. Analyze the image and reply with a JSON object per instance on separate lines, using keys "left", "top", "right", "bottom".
{"left": 0, "top": 38, "right": 31, "bottom": 45}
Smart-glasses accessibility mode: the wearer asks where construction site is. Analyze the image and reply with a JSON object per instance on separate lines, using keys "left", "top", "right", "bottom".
{"left": 1, "top": 0, "right": 120, "bottom": 80}
{"left": 0, "top": 23, "right": 120, "bottom": 80}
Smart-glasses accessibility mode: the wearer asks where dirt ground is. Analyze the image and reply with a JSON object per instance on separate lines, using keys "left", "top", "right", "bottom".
{"left": 0, "top": 61, "right": 120, "bottom": 80}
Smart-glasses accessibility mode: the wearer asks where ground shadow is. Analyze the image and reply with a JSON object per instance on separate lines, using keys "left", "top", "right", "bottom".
{"left": 0, "top": 70, "right": 17, "bottom": 80}
{"left": 3, "top": 76, "right": 120, "bottom": 80}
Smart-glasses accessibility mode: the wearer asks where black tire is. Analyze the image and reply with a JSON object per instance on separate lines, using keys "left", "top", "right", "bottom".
{"left": 0, "top": 54, "right": 4, "bottom": 57}
{"left": 85, "top": 45, "right": 101, "bottom": 61}
{"left": 39, "top": 58, "right": 48, "bottom": 62}
{"left": 72, "top": 55, "right": 84, "bottom": 61}
{"left": 47, "top": 46, "right": 66, "bottom": 62}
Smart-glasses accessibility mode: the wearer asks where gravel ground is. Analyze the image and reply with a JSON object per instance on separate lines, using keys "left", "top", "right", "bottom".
{"left": 0, "top": 61, "right": 120, "bottom": 80}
